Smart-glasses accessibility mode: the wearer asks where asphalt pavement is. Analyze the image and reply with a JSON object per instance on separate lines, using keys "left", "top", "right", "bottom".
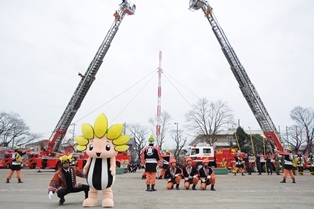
{"left": 0, "top": 168, "right": 313, "bottom": 209}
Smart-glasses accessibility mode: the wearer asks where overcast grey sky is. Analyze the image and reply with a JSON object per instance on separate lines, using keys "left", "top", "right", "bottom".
{"left": 1, "top": 0, "right": 313, "bottom": 148}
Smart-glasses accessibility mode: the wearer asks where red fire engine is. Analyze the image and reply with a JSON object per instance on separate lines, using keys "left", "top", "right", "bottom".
{"left": 35, "top": 2, "right": 136, "bottom": 170}
{"left": 0, "top": 150, "right": 13, "bottom": 169}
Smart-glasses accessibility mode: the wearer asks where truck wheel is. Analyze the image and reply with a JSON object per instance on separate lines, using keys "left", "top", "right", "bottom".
{"left": 6, "top": 163, "right": 11, "bottom": 169}
{"left": 30, "top": 164, "right": 36, "bottom": 169}
{"left": 251, "top": 163, "right": 257, "bottom": 172}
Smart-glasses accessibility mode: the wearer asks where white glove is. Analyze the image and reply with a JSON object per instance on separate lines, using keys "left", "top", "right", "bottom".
{"left": 207, "top": 175, "right": 211, "bottom": 180}
{"left": 175, "top": 174, "right": 178, "bottom": 177}
{"left": 48, "top": 191, "right": 54, "bottom": 200}
{"left": 193, "top": 175, "right": 197, "bottom": 178}
{"left": 168, "top": 178, "right": 171, "bottom": 182}
{"left": 185, "top": 177, "right": 189, "bottom": 181}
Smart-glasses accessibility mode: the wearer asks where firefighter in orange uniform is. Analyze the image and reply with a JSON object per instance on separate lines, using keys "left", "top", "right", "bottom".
{"left": 141, "top": 135, "right": 162, "bottom": 191}
{"left": 6, "top": 146, "right": 30, "bottom": 183}
{"left": 164, "top": 159, "right": 182, "bottom": 190}
{"left": 277, "top": 147, "right": 296, "bottom": 183}
{"left": 159, "top": 150, "right": 170, "bottom": 179}
{"left": 182, "top": 158, "right": 199, "bottom": 190}
{"left": 199, "top": 159, "right": 216, "bottom": 191}
{"left": 233, "top": 151, "right": 245, "bottom": 176}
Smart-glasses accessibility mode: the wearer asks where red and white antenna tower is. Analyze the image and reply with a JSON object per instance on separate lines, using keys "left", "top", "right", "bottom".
{"left": 156, "top": 51, "right": 162, "bottom": 145}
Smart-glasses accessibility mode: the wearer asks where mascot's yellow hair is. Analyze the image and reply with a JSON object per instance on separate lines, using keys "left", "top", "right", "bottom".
{"left": 75, "top": 113, "right": 130, "bottom": 152}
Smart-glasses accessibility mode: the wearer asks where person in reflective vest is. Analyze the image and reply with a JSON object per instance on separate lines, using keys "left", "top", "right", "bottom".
{"left": 277, "top": 147, "right": 296, "bottom": 183}
{"left": 233, "top": 151, "right": 245, "bottom": 176}
{"left": 6, "top": 146, "right": 30, "bottom": 183}
{"left": 296, "top": 152, "right": 305, "bottom": 175}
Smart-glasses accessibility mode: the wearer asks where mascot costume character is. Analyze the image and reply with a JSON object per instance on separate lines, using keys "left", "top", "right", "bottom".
{"left": 75, "top": 113, "right": 130, "bottom": 207}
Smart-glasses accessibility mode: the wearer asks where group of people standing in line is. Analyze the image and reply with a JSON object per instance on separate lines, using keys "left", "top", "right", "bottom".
{"left": 141, "top": 135, "right": 216, "bottom": 191}
{"left": 232, "top": 146, "right": 314, "bottom": 184}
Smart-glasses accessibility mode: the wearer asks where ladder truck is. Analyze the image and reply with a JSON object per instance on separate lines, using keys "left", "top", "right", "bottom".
{"left": 188, "top": 0, "right": 283, "bottom": 154}
{"left": 37, "top": 1, "right": 136, "bottom": 170}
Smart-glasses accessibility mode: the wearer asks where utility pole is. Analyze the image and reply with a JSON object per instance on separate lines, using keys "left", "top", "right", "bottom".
{"left": 12, "top": 124, "right": 16, "bottom": 148}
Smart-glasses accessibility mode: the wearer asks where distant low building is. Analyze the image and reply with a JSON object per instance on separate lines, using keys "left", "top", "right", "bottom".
{"left": 188, "top": 129, "right": 264, "bottom": 148}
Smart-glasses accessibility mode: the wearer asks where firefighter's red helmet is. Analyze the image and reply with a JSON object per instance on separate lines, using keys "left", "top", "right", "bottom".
{"left": 169, "top": 159, "right": 177, "bottom": 164}
{"left": 202, "top": 158, "right": 209, "bottom": 164}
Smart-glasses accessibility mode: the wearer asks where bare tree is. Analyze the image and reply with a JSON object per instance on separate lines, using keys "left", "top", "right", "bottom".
{"left": 286, "top": 125, "right": 308, "bottom": 153}
{"left": 128, "top": 124, "right": 148, "bottom": 161}
{"left": 185, "top": 98, "right": 235, "bottom": 145}
{"left": 170, "top": 128, "right": 187, "bottom": 163}
{"left": 289, "top": 106, "right": 314, "bottom": 154}
{"left": 149, "top": 111, "right": 172, "bottom": 150}
{"left": 0, "top": 112, "right": 39, "bottom": 147}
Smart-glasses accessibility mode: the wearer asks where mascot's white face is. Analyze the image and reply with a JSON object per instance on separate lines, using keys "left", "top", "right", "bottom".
{"left": 86, "top": 136, "right": 116, "bottom": 159}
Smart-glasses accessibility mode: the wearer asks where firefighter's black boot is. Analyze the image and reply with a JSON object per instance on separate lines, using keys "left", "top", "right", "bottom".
{"left": 146, "top": 185, "right": 151, "bottom": 191}
{"left": 59, "top": 197, "right": 65, "bottom": 205}
{"left": 211, "top": 185, "right": 216, "bottom": 191}
{"left": 192, "top": 185, "right": 196, "bottom": 190}
{"left": 292, "top": 178, "right": 296, "bottom": 183}
{"left": 176, "top": 184, "right": 180, "bottom": 190}
{"left": 280, "top": 178, "right": 286, "bottom": 183}
{"left": 18, "top": 179, "right": 23, "bottom": 183}
{"left": 151, "top": 184, "right": 157, "bottom": 191}
{"left": 6, "top": 178, "right": 10, "bottom": 183}
{"left": 141, "top": 175, "right": 146, "bottom": 180}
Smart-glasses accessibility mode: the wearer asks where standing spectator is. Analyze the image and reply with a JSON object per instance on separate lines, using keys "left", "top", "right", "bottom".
{"left": 265, "top": 153, "right": 273, "bottom": 175}
{"left": 277, "top": 147, "right": 296, "bottom": 183}
{"left": 296, "top": 152, "right": 305, "bottom": 175}
{"left": 48, "top": 155, "right": 89, "bottom": 205}
{"left": 292, "top": 154, "right": 297, "bottom": 175}
{"left": 256, "top": 153, "right": 262, "bottom": 175}
{"left": 274, "top": 153, "right": 281, "bottom": 175}
{"left": 182, "top": 158, "right": 199, "bottom": 190}
{"left": 6, "top": 146, "right": 30, "bottom": 183}
{"left": 307, "top": 153, "right": 314, "bottom": 175}
{"left": 141, "top": 135, "right": 162, "bottom": 191}
{"left": 243, "top": 152, "right": 251, "bottom": 175}
{"left": 199, "top": 159, "right": 216, "bottom": 191}
{"left": 281, "top": 155, "right": 285, "bottom": 173}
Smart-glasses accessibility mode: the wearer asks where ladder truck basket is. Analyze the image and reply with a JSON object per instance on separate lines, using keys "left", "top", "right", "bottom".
{"left": 189, "top": 0, "right": 207, "bottom": 10}
{"left": 123, "top": 1, "right": 136, "bottom": 15}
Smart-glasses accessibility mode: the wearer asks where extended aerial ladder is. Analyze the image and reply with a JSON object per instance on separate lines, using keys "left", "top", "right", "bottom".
{"left": 44, "top": 2, "right": 136, "bottom": 154}
{"left": 188, "top": 0, "right": 283, "bottom": 153}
